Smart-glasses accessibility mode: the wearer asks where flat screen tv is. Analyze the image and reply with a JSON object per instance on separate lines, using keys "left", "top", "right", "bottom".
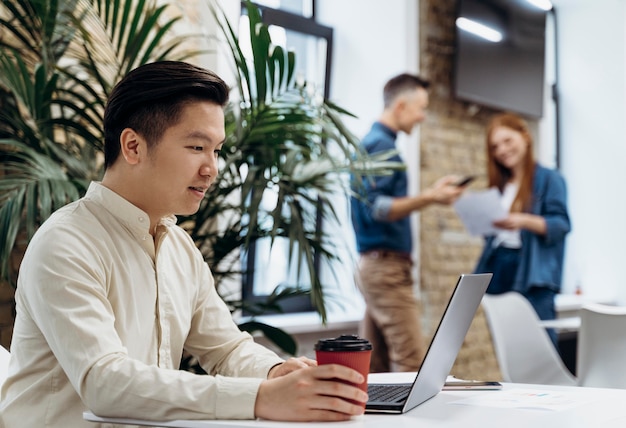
{"left": 454, "top": 0, "right": 548, "bottom": 118}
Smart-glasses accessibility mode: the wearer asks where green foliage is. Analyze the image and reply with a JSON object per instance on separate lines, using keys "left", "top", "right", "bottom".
{"left": 0, "top": 0, "right": 198, "bottom": 283}
{"left": 180, "top": 1, "right": 402, "bottom": 326}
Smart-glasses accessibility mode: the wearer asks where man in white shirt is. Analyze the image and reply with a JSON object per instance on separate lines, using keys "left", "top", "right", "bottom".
{"left": 0, "top": 61, "right": 366, "bottom": 427}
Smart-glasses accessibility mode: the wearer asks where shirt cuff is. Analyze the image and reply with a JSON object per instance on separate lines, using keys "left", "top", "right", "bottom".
{"left": 372, "top": 195, "right": 393, "bottom": 221}
{"left": 214, "top": 375, "right": 263, "bottom": 419}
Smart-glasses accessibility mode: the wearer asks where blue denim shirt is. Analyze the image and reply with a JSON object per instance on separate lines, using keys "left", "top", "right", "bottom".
{"left": 350, "top": 122, "right": 411, "bottom": 254}
{"left": 474, "top": 164, "right": 571, "bottom": 293}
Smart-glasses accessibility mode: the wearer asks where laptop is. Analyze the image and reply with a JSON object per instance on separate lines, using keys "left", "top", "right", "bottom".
{"left": 365, "top": 273, "right": 492, "bottom": 413}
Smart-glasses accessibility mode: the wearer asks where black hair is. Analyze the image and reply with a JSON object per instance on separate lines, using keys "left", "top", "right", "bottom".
{"left": 103, "top": 61, "right": 230, "bottom": 169}
{"left": 383, "top": 73, "right": 430, "bottom": 108}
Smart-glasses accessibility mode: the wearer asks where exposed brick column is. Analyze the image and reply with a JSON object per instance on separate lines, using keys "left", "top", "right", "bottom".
{"left": 418, "top": 0, "right": 511, "bottom": 381}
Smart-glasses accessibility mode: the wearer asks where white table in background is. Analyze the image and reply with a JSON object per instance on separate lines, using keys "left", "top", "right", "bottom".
{"left": 554, "top": 293, "right": 617, "bottom": 320}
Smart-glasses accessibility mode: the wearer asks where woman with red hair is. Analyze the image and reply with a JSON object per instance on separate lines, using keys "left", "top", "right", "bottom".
{"left": 474, "top": 113, "right": 570, "bottom": 345}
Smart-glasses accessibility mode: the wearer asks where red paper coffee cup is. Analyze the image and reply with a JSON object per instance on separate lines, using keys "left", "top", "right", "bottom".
{"left": 314, "top": 334, "right": 372, "bottom": 408}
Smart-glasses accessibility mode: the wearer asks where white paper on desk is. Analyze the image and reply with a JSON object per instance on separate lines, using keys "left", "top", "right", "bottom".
{"left": 450, "top": 388, "right": 594, "bottom": 411}
{"left": 453, "top": 188, "right": 508, "bottom": 236}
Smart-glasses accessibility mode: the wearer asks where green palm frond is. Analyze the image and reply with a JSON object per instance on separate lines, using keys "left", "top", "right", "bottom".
{"left": 0, "top": 139, "right": 85, "bottom": 280}
{"left": 183, "top": 0, "right": 404, "bottom": 323}
{"left": 0, "top": 0, "right": 205, "bottom": 285}
{"left": 69, "top": 0, "right": 205, "bottom": 93}
{"left": 0, "top": 0, "right": 78, "bottom": 67}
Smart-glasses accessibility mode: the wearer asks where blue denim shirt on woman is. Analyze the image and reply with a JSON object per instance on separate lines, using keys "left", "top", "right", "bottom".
{"left": 474, "top": 164, "right": 571, "bottom": 293}
{"left": 350, "top": 122, "right": 411, "bottom": 254}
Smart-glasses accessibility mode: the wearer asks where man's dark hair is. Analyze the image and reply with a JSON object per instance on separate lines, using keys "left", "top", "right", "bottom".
{"left": 103, "top": 61, "right": 230, "bottom": 169}
{"left": 383, "top": 73, "right": 430, "bottom": 108}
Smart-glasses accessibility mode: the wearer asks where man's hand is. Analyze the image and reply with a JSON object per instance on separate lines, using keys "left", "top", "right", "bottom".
{"left": 425, "top": 175, "right": 465, "bottom": 205}
{"left": 387, "top": 175, "right": 467, "bottom": 220}
{"left": 255, "top": 364, "right": 368, "bottom": 422}
{"left": 268, "top": 356, "right": 317, "bottom": 379}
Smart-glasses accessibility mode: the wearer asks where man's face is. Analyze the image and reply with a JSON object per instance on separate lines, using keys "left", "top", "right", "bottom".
{"left": 137, "top": 101, "right": 225, "bottom": 222}
{"left": 396, "top": 87, "right": 429, "bottom": 134}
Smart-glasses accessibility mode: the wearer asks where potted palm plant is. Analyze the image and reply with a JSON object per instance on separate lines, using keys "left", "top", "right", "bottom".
{"left": 0, "top": 0, "right": 400, "bottom": 356}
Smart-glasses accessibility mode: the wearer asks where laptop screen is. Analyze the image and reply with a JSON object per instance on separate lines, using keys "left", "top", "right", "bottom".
{"left": 365, "top": 273, "right": 492, "bottom": 413}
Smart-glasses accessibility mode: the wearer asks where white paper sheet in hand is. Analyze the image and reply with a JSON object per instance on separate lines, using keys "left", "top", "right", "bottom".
{"left": 453, "top": 188, "right": 508, "bottom": 236}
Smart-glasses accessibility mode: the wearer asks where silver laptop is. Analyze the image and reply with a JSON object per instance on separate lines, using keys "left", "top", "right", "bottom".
{"left": 365, "top": 273, "right": 492, "bottom": 413}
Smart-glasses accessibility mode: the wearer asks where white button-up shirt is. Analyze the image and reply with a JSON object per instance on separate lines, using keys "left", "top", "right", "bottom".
{"left": 1, "top": 182, "right": 284, "bottom": 427}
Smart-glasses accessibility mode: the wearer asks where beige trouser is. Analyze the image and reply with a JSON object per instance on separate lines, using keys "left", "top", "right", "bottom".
{"left": 355, "top": 252, "right": 425, "bottom": 373}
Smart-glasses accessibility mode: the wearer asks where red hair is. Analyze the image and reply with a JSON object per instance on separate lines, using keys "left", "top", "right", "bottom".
{"left": 485, "top": 113, "right": 535, "bottom": 213}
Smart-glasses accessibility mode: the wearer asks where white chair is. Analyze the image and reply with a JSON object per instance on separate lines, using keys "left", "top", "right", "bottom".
{"left": 482, "top": 292, "right": 577, "bottom": 386}
{"left": 0, "top": 344, "right": 10, "bottom": 387}
{"left": 577, "top": 303, "right": 626, "bottom": 388}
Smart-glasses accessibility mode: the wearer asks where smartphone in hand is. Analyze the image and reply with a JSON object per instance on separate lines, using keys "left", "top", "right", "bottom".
{"left": 455, "top": 175, "right": 476, "bottom": 187}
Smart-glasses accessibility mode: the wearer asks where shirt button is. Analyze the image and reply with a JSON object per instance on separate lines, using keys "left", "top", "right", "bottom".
{"left": 138, "top": 217, "right": 145, "bottom": 222}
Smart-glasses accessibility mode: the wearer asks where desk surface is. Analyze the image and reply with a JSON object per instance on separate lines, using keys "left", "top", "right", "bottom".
{"left": 84, "top": 372, "right": 626, "bottom": 428}
{"left": 538, "top": 316, "right": 581, "bottom": 331}
{"left": 555, "top": 294, "right": 617, "bottom": 315}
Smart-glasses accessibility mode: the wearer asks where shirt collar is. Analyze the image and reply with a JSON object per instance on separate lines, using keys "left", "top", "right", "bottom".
{"left": 84, "top": 182, "right": 177, "bottom": 236}
{"left": 372, "top": 121, "right": 397, "bottom": 139}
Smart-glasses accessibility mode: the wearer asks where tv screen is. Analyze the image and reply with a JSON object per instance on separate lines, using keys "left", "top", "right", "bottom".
{"left": 454, "top": 0, "right": 548, "bottom": 118}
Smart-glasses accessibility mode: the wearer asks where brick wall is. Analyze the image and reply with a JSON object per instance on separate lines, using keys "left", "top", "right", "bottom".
{"left": 416, "top": 0, "right": 532, "bottom": 381}
{"left": 0, "top": 179, "right": 18, "bottom": 350}
{"left": 0, "top": 237, "right": 23, "bottom": 350}
{"left": 0, "top": 281, "right": 14, "bottom": 349}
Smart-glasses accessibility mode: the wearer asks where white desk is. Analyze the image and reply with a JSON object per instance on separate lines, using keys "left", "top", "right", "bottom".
{"left": 540, "top": 294, "right": 596, "bottom": 332}
{"left": 555, "top": 294, "right": 586, "bottom": 318}
{"left": 538, "top": 316, "right": 581, "bottom": 331}
{"left": 554, "top": 294, "right": 617, "bottom": 320}
{"left": 84, "top": 372, "right": 626, "bottom": 428}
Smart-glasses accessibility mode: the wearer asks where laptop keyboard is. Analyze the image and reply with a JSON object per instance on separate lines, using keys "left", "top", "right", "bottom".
{"left": 367, "top": 383, "right": 412, "bottom": 403}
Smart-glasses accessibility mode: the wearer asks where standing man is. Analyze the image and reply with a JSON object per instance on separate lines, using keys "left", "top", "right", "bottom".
{"left": 351, "top": 73, "right": 466, "bottom": 372}
{"left": 1, "top": 61, "right": 367, "bottom": 427}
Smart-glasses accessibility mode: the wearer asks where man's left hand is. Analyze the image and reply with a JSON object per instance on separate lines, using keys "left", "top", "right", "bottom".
{"left": 268, "top": 356, "right": 317, "bottom": 379}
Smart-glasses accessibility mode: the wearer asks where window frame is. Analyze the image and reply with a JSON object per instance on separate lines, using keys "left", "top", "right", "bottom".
{"left": 240, "top": 1, "right": 335, "bottom": 315}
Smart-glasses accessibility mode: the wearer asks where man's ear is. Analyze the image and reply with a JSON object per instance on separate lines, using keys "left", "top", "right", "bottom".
{"left": 390, "top": 97, "right": 405, "bottom": 116}
{"left": 119, "top": 128, "right": 144, "bottom": 165}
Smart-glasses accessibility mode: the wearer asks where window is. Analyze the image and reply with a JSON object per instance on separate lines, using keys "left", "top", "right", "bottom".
{"left": 240, "top": 1, "right": 336, "bottom": 314}
{"left": 253, "top": 0, "right": 313, "bottom": 18}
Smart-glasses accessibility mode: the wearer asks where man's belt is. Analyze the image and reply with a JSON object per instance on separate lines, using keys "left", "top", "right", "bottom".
{"left": 361, "top": 250, "right": 412, "bottom": 263}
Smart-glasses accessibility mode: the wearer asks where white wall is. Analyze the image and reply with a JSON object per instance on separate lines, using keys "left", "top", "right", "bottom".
{"left": 538, "top": 12, "right": 558, "bottom": 169}
{"left": 316, "top": 0, "right": 424, "bottom": 293}
{"left": 553, "top": 0, "right": 626, "bottom": 303}
{"left": 317, "top": 0, "right": 418, "bottom": 137}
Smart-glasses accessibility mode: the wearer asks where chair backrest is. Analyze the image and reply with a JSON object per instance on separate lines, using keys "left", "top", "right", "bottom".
{"left": 482, "top": 292, "right": 577, "bottom": 386}
{"left": 577, "top": 303, "right": 626, "bottom": 388}
{"left": 0, "top": 345, "right": 10, "bottom": 387}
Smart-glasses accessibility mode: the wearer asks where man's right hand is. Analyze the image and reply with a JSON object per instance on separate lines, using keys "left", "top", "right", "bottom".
{"left": 426, "top": 175, "right": 466, "bottom": 205}
{"left": 254, "top": 364, "right": 368, "bottom": 422}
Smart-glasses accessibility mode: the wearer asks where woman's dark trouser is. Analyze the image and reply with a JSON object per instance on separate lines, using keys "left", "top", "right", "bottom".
{"left": 481, "top": 246, "right": 558, "bottom": 347}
